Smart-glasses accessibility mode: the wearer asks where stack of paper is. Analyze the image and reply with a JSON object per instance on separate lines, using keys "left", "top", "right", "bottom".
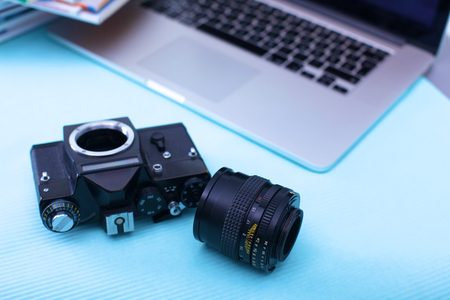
{"left": 1, "top": 0, "right": 129, "bottom": 42}
{"left": 0, "top": 0, "right": 56, "bottom": 43}
{"left": 8, "top": 0, "right": 129, "bottom": 24}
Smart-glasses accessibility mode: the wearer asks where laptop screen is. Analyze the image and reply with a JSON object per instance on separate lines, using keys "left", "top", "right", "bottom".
{"left": 362, "top": 0, "right": 440, "bottom": 27}
{"left": 301, "top": 0, "right": 450, "bottom": 54}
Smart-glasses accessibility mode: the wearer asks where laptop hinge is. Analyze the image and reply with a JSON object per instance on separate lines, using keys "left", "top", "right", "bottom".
{"left": 276, "top": 0, "right": 406, "bottom": 46}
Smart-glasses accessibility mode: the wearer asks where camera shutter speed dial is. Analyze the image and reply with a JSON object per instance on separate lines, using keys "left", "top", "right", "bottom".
{"left": 180, "top": 178, "right": 208, "bottom": 208}
{"left": 136, "top": 187, "right": 165, "bottom": 216}
{"left": 42, "top": 200, "right": 80, "bottom": 233}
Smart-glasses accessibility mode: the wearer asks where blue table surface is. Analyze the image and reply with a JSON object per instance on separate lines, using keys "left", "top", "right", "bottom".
{"left": 1, "top": 28, "right": 450, "bottom": 300}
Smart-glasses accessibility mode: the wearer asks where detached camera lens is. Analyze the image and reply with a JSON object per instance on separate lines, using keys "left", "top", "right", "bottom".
{"left": 193, "top": 168, "right": 303, "bottom": 272}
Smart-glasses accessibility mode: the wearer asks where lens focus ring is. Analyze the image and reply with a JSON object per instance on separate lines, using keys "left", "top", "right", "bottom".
{"left": 220, "top": 176, "right": 268, "bottom": 259}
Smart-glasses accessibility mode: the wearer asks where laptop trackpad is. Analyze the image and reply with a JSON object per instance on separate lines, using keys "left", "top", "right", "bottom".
{"left": 138, "top": 38, "right": 259, "bottom": 102}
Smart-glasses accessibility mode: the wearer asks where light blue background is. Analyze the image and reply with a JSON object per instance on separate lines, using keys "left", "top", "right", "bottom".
{"left": 1, "top": 28, "right": 450, "bottom": 299}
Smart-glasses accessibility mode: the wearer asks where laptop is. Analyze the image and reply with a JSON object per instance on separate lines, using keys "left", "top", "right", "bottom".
{"left": 46, "top": 0, "right": 450, "bottom": 172}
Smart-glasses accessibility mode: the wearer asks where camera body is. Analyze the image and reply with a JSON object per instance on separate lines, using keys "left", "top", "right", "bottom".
{"left": 30, "top": 117, "right": 210, "bottom": 235}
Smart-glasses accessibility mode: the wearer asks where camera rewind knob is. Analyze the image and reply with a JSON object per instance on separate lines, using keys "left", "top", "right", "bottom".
{"left": 150, "top": 132, "right": 166, "bottom": 152}
{"left": 42, "top": 200, "right": 80, "bottom": 233}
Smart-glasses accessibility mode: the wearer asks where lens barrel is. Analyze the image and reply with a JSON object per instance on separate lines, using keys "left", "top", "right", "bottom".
{"left": 193, "top": 168, "right": 303, "bottom": 272}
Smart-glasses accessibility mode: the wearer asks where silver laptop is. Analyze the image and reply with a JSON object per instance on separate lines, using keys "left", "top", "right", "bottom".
{"left": 47, "top": 0, "right": 450, "bottom": 172}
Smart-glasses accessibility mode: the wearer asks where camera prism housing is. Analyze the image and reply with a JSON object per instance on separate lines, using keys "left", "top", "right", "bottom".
{"left": 30, "top": 117, "right": 210, "bottom": 235}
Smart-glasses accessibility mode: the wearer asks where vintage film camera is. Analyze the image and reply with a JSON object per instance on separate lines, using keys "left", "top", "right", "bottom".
{"left": 30, "top": 117, "right": 210, "bottom": 235}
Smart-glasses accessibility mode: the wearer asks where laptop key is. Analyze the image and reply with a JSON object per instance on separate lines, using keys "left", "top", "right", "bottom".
{"left": 311, "top": 49, "right": 325, "bottom": 57}
{"left": 195, "top": 12, "right": 207, "bottom": 20}
{"left": 294, "top": 53, "right": 308, "bottom": 61}
{"left": 342, "top": 62, "right": 356, "bottom": 71}
{"left": 362, "top": 60, "right": 376, "bottom": 69}
{"left": 363, "top": 50, "right": 384, "bottom": 62}
{"left": 325, "top": 66, "right": 359, "bottom": 84}
{"left": 231, "top": 8, "right": 243, "bottom": 16}
{"left": 240, "top": 20, "right": 252, "bottom": 27}
{"left": 309, "top": 60, "right": 324, "bottom": 68}
{"left": 272, "top": 24, "right": 284, "bottom": 32}
{"left": 221, "top": 24, "right": 234, "bottom": 31}
{"left": 267, "top": 54, "right": 287, "bottom": 65}
{"left": 289, "top": 19, "right": 302, "bottom": 27}
{"left": 208, "top": 17, "right": 221, "bottom": 24}
{"left": 247, "top": 2, "right": 261, "bottom": 10}
{"left": 375, "top": 49, "right": 389, "bottom": 58}
{"left": 261, "top": 7, "right": 275, "bottom": 15}
{"left": 263, "top": 41, "right": 278, "bottom": 49}
{"left": 357, "top": 67, "right": 372, "bottom": 76}
{"left": 253, "top": 26, "right": 265, "bottom": 33}
{"left": 296, "top": 44, "right": 309, "bottom": 51}
{"left": 301, "top": 36, "right": 314, "bottom": 43}
{"left": 331, "top": 37, "right": 346, "bottom": 45}
{"left": 267, "top": 32, "right": 279, "bottom": 39}
{"left": 318, "top": 31, "right": 331, "bottom": 39}
{"left": 326, "top": 56, "right": 340, "bottom": 64}
{"left": 303, "top": 25, "right": 316, "bottom": 33}
{"left": 301, "top": 71, "right": 315, "bottom": 79}
{"left": 279, "top": 47, "right": 293, "bottom": 55}
{"left": 316, "top": 42, "right": 329, "bottom": 49}
{"left": 235, "top": 29, "right": 249, "bottom": 37}
{"left": 259, "top": 19, "right": 271, "bottom": 26}
{"left": 330, "top": 48, "right": 344, "bottom": 55}
{"left": 286, "top": 62, "right": 303, "bottom": 72}
{"left": 245, "top": 13, "right": 257, "bottom": 20}
{"left": 282, "top": 37, "right": 294, "bottom": 45}
{"left": 317, "top": 75, "right": 335, "bottom": 86}
{"left": 346, "top": 54, "right": 359, "bottom": 62}
{"left": 249, "top": 35, "right": 263, "bottom": 43}
{"left": 333, "top": 85, "right": 348, "bottom": 93}
{"left": 276, "top": 14, "right": 289, "bottom": 22}
{"left": 348, "top": 44, "right": 361, "bottom": 52}
{"left": 286, "top": 30, "right": 299, "bottom": 37}
{"left": 197, "top": 24, "right": 268, "bottom": 56}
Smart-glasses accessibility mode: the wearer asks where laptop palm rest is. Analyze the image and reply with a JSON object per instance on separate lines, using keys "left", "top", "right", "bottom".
{"left": 138, "top": 37, "right": 260, "bottom": 102}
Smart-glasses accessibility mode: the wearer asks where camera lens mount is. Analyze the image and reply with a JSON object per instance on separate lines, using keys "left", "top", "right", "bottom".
{"left": 69, "top": 120, "right": 135, "bottom": 157}
{"left": 193, "top": 168, "right": 303, "bottom": 272}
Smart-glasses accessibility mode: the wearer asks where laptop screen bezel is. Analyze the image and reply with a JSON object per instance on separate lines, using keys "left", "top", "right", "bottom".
{"left": 298, "top": 0, "right": 450, "bottom": 55}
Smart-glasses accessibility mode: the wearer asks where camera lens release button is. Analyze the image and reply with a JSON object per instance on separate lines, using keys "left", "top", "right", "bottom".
{"left": 51, "top": 213, "right": 75, "bottom": 232}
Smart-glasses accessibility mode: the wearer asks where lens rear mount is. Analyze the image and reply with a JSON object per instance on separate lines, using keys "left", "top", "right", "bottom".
{"left": 194, "top": 167, "right": 304, "bottom": 272}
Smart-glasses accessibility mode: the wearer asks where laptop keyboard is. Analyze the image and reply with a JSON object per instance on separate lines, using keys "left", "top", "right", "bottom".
{"left": 141, "top": 0, "right": 390, "bottom": 94}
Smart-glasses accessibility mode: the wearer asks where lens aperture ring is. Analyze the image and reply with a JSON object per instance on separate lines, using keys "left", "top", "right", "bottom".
{"left": 251, "top": 188, "right": 290, "bottom": 272}
{"left": 238, "top": 184, "right": 282, "bottom": 263}
{"left": 220, "top": 175, "right": 268, "bottom": 259}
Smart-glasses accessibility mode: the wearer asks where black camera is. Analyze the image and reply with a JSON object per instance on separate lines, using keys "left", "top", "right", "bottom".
{"left": 30, "top": 117, "right": 210, "bottom": 235}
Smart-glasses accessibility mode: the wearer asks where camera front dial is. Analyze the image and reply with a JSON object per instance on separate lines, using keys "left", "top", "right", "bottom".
{"left": 135, "top": 187, "right": 166, "bottom": 217}
{"left": 180, "top": 178, "right": 208, "bottom": 208}
{"left": 42, "top": 200, "right": 81, "bottom": 233}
